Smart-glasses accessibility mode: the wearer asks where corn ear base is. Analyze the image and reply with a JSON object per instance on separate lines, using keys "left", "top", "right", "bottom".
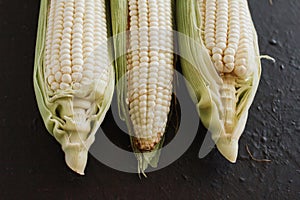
{"left": 176, "top": 0, "right": 262, "bottom": 162}
{"left": 33, "top": 0, "right": 114, "bottom": 175}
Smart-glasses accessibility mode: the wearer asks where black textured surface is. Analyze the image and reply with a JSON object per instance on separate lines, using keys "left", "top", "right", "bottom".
{"left": 0, "top": 0, "right": 299, "bottom": 199}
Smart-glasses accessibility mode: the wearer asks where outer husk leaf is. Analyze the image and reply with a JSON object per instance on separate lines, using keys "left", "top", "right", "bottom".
{"left": 176, "top": 0, "right": 262, "bottom": 162}
{"left": 33, "top": 0, "right": 115, "bottom": 174}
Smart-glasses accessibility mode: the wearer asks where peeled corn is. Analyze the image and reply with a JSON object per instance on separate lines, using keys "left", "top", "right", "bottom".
{"left": 111, "top": 0, "right": 174, "bottom": 174}
{"left": 177, "top": 0, "right": 262, "bottom": 162}
{"left": 33, "top": 0, "right": 114, "bottom": 175}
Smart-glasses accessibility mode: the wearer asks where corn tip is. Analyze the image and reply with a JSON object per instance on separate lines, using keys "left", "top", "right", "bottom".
{"left": 216, "top": 138, "right": 238, "bottom": 163}
{"left": 64, "top": 146, "right": 88, "bottom": 176}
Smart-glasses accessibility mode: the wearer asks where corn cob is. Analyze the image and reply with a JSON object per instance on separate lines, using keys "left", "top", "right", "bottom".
{"left": 33, "top": 0, "right": 114, "bottom": 175}
{"left": 176, "top": 0, "right": 262, "bottom": 162}
{"left": 111, "top": 0, "right": 174, "bottom": 174}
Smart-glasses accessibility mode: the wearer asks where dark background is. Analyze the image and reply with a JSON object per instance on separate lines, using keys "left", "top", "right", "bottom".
{"left": 0, "top": 0, "right": 299, "bottom": 199}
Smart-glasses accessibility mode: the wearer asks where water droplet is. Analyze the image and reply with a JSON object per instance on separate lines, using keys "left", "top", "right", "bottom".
{"left": 239, "top": 177, "right": 246, "bottom": 182}
{"left": 269, "top": 39, "right": 278, "bottom": 45}
{"left": 182, "top": 174, "right": 188, "bottom": 181}
{"left": 261, "top": 136, "right": 267, "bottom": 143}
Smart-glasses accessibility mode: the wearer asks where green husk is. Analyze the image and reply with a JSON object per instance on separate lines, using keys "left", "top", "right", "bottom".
{"left": 33, "top": 0, "right": 115, "bottom": 175}
{"left": 110, "top": 0, "right": 174, "bottom": 175}
{"left": 176, "top": 0, "right": 262, "bottom": 162}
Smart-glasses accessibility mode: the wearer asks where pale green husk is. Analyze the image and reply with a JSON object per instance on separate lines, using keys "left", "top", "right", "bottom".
{"left": 176, "top": 0, "right": 262, "bottom": 162}
{"left": 33, "top": 0, "right": 115, "bottom": 175}
{"left": 110, "top": 0, "right": 171, "bottom": 176}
